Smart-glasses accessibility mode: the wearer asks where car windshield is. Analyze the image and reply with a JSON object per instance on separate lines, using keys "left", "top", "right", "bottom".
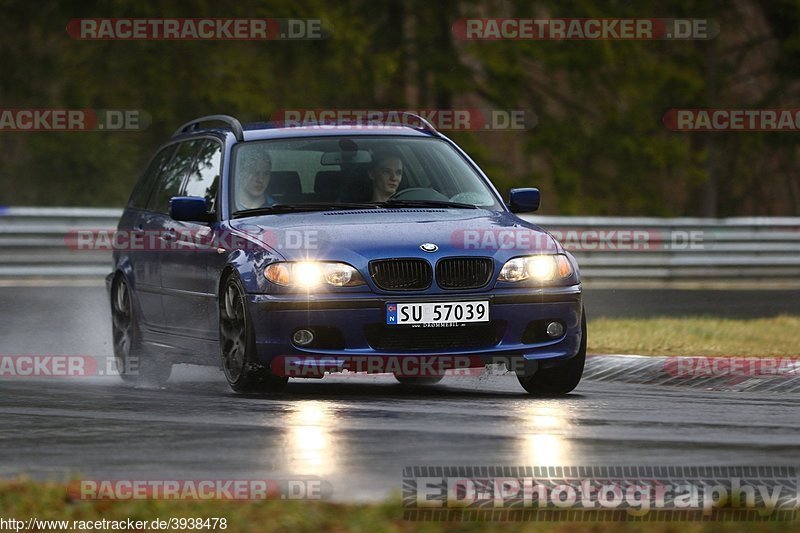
{"left": 229, "top": 136, "right": 502, "bottom": 214}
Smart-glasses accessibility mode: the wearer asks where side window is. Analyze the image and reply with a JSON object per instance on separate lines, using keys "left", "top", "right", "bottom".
{"left": 183, "top": 139, "right": 222, "bottom": 213}
{"left": 129, "top": 145, "right": 176, "bottom": 209}
{"left": 147, "top": 141, "right": 197, "bottom": 214}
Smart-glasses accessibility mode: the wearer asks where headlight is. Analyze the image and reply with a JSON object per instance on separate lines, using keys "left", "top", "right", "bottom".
{"left": 265, "top": 261, "right": 365, "bottom": 288}
{"left": 498, "top": 255, "right": 573, "bottom": 282}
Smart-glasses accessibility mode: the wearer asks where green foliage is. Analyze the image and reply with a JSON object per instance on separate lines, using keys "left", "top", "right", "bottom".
{"left": 0, "top": 0, "right": 798, "bottom": 214}
{"left": 589, "top": 315, "right": 800, "bottom": 356}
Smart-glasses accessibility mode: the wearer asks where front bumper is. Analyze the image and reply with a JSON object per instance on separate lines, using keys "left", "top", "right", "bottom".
{"left": 246, "top": 285, "right": 584, "bottom": 375}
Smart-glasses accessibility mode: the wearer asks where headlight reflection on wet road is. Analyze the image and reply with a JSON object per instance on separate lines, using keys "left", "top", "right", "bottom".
{"left": 284, "top": 400, "right": 339, "bottom": 476}
{"left": 519, "top": 406, "right": 572, "bottom": 465}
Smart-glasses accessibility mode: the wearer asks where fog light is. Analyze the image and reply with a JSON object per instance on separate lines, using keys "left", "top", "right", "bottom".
{"left": 293, "top": 329, "right": 315, "bottom": 346}
{"left": 546, "top": 321, "right": 565, "bottom": 338}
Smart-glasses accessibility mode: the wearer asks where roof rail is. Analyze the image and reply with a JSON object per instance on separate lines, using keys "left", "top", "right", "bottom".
{"left": 174, "top": 115, "right": 244, "bottom": 142}
{"left": 398, "top": 112, "right": 441, "bottom": 136}
{"left": 332, "top": 111, "right": 444, "bottom": 137}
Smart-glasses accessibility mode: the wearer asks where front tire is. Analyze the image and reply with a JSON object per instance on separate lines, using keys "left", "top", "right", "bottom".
{"left": 110, "top": 276, "right": 172, "bottom": 386}
{"left": 516, "top": 310, "right": 587, "bottom": 396}
{"left": 219, "top": 274, "right": 288, "bottom": 393}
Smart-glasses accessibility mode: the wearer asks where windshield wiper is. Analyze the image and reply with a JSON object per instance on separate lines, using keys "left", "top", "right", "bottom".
{"left": 232, "top": 202, "right": 381, "bottom": 218}
{"left": 378, "top": 199, "right": 478, "bottom": 209}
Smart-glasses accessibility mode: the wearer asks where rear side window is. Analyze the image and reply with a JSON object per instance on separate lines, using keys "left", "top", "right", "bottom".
{"left": 147, "top": 140, "right": 197, "bottom": 213}
{"left": 183, "top": 139, "right": 222, "bottom": 213}
{"left": 129, "top": 145, "right": 176, "bottom": 209}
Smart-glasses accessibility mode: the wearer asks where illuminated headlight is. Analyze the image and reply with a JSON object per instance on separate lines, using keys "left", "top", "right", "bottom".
{"left": 265, "top": 261, "right": 365, "bottom": 288}
{"left": 293, "top": 262, "right": 323, "bottom": 288}
{"left": 498, "top": 255, "right": 573, "bottom": 282}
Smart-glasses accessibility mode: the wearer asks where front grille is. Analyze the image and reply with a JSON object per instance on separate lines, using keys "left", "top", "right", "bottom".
{"left": 369, "top": 259, "right": 432, "bottom": 291}
{"left": 364, "top": 321, "right": 506, "bottom": 352}
{"left": 436, "top": 257, "right": 494, "bottom": 289}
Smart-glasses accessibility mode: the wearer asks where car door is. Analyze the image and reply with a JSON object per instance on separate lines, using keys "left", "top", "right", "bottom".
{"left": 160, "top": 138, "right": 222, "bottom": 339}
{"left": 143, "top": 139, "right": 198, "bottom": 331}
{"left": 125, "top": 143, "right": 177, "bottom": 329}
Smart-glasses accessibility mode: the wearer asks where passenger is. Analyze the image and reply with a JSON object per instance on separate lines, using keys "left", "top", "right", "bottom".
{"left": 236, "top": 153, "right": 274, "bottom": 210}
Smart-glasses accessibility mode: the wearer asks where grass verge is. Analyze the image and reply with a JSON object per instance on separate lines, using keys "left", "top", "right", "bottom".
{"left": 587, "top": 315, "right": 800, "bottom": 357}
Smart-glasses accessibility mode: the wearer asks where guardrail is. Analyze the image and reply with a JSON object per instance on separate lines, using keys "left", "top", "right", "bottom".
{"left": 521, "top": 215, "right": 800, "bottom": 284}
{"left": 0, "top": 207, "right": 799, "bottom": 285}
{"left": 0, "top": 207, "right": 121, "bottom": 278}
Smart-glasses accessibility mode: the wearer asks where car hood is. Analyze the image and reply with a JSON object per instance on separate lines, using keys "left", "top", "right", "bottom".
{"left": 227, "top": 208, "right": 561, "bottom": 263}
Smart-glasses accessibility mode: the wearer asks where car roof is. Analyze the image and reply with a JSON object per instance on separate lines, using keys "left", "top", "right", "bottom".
{"left": 171, "top": 116, "right": 441, "bottom": 144}
{"left": 239, "top": 123, "right": 435, "bottom": 141}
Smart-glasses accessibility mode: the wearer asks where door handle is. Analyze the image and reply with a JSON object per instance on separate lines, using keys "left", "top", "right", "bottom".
{"left": 161, "top": 230, "right": 176, "bottom": 241}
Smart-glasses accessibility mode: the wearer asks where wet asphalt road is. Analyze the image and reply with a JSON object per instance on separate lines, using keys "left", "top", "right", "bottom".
{"left": 1, "top": 372, "right": 798, "bottom": 501}
{"left": 0, "top": 285, "right": 798, "bottom": 502}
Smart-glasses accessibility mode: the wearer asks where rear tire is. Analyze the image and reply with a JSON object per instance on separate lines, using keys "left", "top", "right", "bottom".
{"left": 219, "top": 274, "right": 288, "bottom": 393}
{"left": 516, "top": 310, "right": 586, "bottom": 396}
{"left": 110, "top": 276, "right": 172, "bottom": 386}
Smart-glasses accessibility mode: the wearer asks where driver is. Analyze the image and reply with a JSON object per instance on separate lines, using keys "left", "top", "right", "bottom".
{"left": 368, "top": 150, "right": 403, "bottom": 202}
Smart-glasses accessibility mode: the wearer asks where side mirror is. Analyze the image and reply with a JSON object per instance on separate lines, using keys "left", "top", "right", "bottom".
{"left": 508, "top": 188, "right": 540, "bottom": 213}
{"left": 170, "top": 196, "right": 210, "bottom": 222}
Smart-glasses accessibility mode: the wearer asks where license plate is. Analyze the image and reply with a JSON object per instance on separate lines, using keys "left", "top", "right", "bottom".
{"left": 386, "top": 301, "right": 489, "bottom": 326}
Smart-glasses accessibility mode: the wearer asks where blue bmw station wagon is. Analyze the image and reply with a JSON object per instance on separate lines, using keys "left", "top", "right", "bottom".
{"left": 108, "top": 114, "right": 586, "bottom": 395}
